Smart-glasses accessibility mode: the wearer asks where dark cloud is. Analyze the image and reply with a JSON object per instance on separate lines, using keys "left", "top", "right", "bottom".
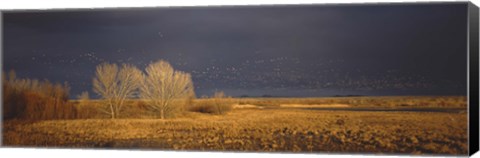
{"left": 3, "top": 3, "right": 468, "bottom": 97}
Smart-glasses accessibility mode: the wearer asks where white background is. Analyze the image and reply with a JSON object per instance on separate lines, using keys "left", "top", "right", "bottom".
{"left": 0, "top": 0, "right": 479, "bottom": 158}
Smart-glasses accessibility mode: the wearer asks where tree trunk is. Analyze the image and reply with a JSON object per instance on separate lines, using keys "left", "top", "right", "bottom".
{"left": 160, "top": 109, "right": 164, "bottom": 119}
{"left": 110, "top": 104, "right": 115, "bottom": 119}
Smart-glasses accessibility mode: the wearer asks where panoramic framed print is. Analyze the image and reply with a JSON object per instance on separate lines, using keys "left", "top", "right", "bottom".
{"left": 1, "top": 1, "right": 479, "bottom": 157}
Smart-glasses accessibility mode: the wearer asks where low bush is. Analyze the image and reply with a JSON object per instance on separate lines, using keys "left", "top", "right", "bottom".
{"left": 190, "top": 91, "right": 233, "bottom": 115}
{"left": 189, "top": 101, "right": 217, "bottom": 114}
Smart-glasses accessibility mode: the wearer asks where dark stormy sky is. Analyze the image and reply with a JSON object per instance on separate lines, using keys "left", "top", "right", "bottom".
{"left": 2, "top": 3, "right": 468, "bottom": 98}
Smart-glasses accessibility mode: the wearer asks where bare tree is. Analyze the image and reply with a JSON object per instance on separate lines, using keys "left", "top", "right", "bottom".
{"left": 93, "top": 63, "right": 142, "bottom": 119}
{"left": 76, "top": 91, "right": 90, "bottom": 107}
{"left": 77, "top": 91, "right": 90, "bottom": 101}
{"left": 140, "top": 60, "right": 195, "bottom": 119}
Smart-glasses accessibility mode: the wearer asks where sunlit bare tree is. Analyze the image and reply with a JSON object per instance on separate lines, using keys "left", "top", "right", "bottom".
{"left": 77, "top": 91, "right": 90, "bottom": 101}
{"left": 76, "top": 91, "right": 90, "bottom": 106}
{"left": 140, "top": 60, "right": 195, "bottom": 119}
{"left": 93, "top": 63, "right": 142, "bottom": 119}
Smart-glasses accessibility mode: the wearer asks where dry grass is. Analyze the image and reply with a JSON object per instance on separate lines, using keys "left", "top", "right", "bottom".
{"left": 234, "top": 96, "right": 467, "bottom": 108}
{"left": 3, "top": 96, "right": 468, "bottom": 155}
{"left": 69, "top": 96, "right": 466, "bottom": 119}
{"left": 232, "top": 104, "right": 264, "bottom": 109}
{"left": 279, "top": 104, "right": 351, "bottom": 108}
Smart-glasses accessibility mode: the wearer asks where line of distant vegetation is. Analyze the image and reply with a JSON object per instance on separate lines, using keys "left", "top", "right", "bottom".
{"left": 3, "top": 60, "right": 234, "bottom": 121}
{"left": 236, "top": 94, "right": 365, "bottom": 98}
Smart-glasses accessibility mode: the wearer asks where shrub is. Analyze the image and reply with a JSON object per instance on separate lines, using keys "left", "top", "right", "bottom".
{"left": 212, "top": 91, "right": 233, "bottom": 114}
{"left": 190, "top": 91, "right": 233, "bottom": 115}
{"left": 189, "top": 100, "right": 216, "bottom": 114}
{"left": 2, "top": 70, "right": 76, "bottom": 120}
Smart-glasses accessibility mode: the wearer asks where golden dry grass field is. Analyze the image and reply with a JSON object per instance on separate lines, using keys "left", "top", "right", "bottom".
{"left": 2, "top": 96, "right": 468, "bottom": 155}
